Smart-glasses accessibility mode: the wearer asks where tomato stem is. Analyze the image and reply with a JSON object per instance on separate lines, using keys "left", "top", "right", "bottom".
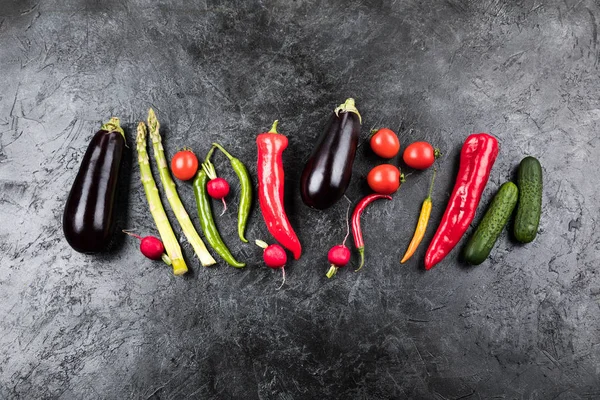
{"left": 434, "top": 148, "right": 442, "bottom": 159}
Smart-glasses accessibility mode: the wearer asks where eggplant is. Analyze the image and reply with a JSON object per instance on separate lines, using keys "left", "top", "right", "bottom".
{"left": 300, "top": 98, "right": 362, "bottom": 209}
{"left": 63, "top": 118, "right": 125, "bottom": 253}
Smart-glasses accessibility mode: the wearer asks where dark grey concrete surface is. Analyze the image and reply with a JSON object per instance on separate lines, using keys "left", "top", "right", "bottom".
{"left": 1, "top": 0, "right": 599, "bottom": 398}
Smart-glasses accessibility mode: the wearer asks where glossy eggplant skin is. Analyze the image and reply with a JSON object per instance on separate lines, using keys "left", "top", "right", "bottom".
{"left": 63, "top": 122, "right": 125, "bottom": 253}
{"left": 300, "top": 111, "right": 361, "bottom": 209}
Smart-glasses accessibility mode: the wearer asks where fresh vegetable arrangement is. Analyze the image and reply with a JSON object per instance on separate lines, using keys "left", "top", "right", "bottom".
{"left": 136, "top": 122, "right": 188, "bottom": 275}
{"left": 193, "top": 148, "right": 245, "bottom": 268}
{"left": 147, "top": 109, "right": 215, "bottom": 267}
{"left": 63, "top": 100, "right": 543, "bottom": 281}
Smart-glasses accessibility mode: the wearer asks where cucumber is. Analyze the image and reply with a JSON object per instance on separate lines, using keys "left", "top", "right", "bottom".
{"left": 514, "top": 156, "right": 543, "bottom": 243}
{"left": 463, "top": 182, "right": 519, "bottom": 265}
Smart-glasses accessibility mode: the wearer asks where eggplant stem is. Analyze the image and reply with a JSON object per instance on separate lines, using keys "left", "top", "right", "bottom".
{"left": 334, "top": 98, "right": 362, "bottom": 124}
{"left": 101, "top": 117, "right": 126, "bottom": 140}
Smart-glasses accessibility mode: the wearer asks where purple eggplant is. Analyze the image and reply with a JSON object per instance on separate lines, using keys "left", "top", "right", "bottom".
{"left": 63, "top": 118, "right": 125, "bottom": 253}
{"left": 300, "top": 98, "right": 362, "bottom": 210}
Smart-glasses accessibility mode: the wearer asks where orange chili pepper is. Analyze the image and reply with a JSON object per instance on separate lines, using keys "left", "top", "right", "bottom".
{"left": 401, "top": 168, "right": 437, "bottom": 263}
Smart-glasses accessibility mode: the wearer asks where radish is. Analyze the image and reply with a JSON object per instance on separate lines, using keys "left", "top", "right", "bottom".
{"left": 256, "top": 239, "right": 287, "bottom": 289}
{"left": 123, "top": 230, "right": 171, "bottom": 265}
{"left": 202, "top": 160, "right": 230, "bottom": 216}
{"left": 325, "top": 199, "right": 352, "bottom": 278}
{"left": 326, "top": 245, "right": 351, "bottom": 278}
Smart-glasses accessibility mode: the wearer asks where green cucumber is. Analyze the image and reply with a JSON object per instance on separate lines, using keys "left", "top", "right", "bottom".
{"left": 514, "top": 156, "right": 543, "bottom": 243}
{"left": 463, "top": 182, "right": 519, "bottom": 265}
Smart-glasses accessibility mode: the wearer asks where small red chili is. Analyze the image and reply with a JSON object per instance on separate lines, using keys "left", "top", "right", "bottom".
{"left": 424, "top": 133, "right": 499, "bottom": 270}
{"left": 352, "top": 193, "right": 392, "bottom": 271}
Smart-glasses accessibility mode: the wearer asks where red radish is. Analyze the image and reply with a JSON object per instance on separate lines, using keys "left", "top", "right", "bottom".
{"left": 202, "top": 160, "right": 230, "bottom": 216}
{"left": 326, "top": 245, "right": 351, "bottom": 278}
{"left": 256, "top": 239, "right": 287, "bottom": 289}
{"left": 123, "top": 230, "right": 171, "bottom": 265}
{"left": 325, "top": 199, "right": 352, "bottom": 278}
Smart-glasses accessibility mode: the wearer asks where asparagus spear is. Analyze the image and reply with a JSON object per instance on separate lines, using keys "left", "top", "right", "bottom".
{"left": 147, "top": 108, "right": 216, "bottom": 267}
{"left": 136, "top": 122, "right": 188, "bottom": 275}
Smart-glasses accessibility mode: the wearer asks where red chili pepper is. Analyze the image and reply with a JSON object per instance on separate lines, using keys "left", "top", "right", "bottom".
{"left": 256, "top": 120, "right": 302, "bottom": 259}
{"left": 424, "top": 133, "right": 499, "bottom": 270}
{"left": 352, "top": 193, "right": 392, "bottom": 271}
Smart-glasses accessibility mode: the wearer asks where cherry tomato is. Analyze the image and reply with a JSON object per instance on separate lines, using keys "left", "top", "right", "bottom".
{"left": 370, "top": 128, "right": 400, "bottom": 159}
{"left": 171, "top": 150, "right": 199, "bottom": 181}
{"left": 367, "top": 164, "right": 403, "bottom": 194}
{"left": 403, "top": 141, "right": 437, "bottom": 170}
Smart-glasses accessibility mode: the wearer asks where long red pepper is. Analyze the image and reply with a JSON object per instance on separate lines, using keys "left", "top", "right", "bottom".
{"left": 352, "top": 193, "right": 392, "bottom": 271}
{"left": 256, "top": 120, "right": 302, "bottom": 259}
{"left": 424, "top": 133, "right": 499, "bottom": 270}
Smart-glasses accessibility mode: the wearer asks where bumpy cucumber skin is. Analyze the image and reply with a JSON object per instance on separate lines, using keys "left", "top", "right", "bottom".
{"left": 514, "top": 156, "right": 543, "bottom": 243}
{"left": 464, "top": 182, "right": 519, "bottom": 265}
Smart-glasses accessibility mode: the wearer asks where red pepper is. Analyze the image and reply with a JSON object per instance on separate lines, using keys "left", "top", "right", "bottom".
{"left": 352, "top": 193, "right": 392, "bottom": 271}
{"left": 256, "top": 120, "right": 302, "bottom": 259}
{"left": 424, "top": 133, "right": 499, "bottom": 270}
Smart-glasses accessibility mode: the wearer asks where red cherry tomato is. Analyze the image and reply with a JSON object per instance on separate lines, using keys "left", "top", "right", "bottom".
{"left": 370, "top": 128, "right": 400, "bottom": 159}
{"left": 171, "top": 150, "right": 199, "bottom": 181}
{"left": 367, "top": 164, "right": 403, "bottom": 194}
{"left": 403, "top": 142, "right": 437, "bottom": 170}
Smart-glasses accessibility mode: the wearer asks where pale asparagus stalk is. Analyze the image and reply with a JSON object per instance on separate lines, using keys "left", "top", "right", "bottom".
{"left": 136, "top": 122, "right": 188, "bottom": 275}
{"left": 147, "top": 108, "right": 216, "bottom": 267}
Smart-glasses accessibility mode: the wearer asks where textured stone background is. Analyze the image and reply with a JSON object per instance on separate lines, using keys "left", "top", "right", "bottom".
{"left": 1, "top": 0, "right": 599, "bottom": 398}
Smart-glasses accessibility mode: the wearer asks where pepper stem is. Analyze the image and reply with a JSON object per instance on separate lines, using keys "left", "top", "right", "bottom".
{"left": 326, "top": 265, "right": 338, "bottom": 279}
{"left": 204, "top": 146, "right": 216, "bottom": 163}
{"left": 427, "top": 168, "right": 437, "bottom": 199}
{"left": 269, "top": 120, "right": 279, "bottom": 133}
{"left": 101, "top": 117, "right": 126, "bottom": 140}
{"left": 211, "top": 142, "right": 234, "bottom": 160}
{"left": 355, "top": 247, "right": 365, "bottom": 272}
{"left": 334, "top": 98, "right": 362, "bottom": 124}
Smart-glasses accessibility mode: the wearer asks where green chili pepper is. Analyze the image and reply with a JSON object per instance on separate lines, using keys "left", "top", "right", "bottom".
{"left": 193, "top": 149, "right": 245, "bottom": 268}
{"left": 211, "top": 142, "right": 252, "bottom": 243}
